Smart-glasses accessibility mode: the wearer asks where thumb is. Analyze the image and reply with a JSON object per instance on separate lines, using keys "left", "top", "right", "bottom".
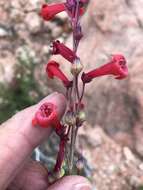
{"left": 48, "top": 176, "right": 92, "bottom": 190}
{"left": 2, "top": 92, "right": 66, "bottom": 147}
{"left": 0, "top": 92, "right": 66, "bottom": 190}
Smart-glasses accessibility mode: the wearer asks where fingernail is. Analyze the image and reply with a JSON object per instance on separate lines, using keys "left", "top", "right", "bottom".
{"left": 38, "top": 92, "right": 60, "bottom": 105}
{"left": 74, "top": 183, "right": 92, "bottom": 190}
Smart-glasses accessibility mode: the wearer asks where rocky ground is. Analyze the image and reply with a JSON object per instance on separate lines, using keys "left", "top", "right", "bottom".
{"left": 0, "top": 0, "right": 70, "bottom": 84}
{"left": 0, "top": 0, "right": 143, "bottom": 189}
{"left": 78, "top": 126, "right": 143, "bottom": 190}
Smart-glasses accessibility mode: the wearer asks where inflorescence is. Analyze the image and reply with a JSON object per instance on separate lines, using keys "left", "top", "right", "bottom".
{"left": 32, "top": 0, "right": 128, "bottom": 183}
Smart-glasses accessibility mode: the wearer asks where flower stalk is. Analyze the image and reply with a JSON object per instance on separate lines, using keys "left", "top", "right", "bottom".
{"left": 67, "top": 0, "right": 83, "bottom": 174}
{"left": 32, "top": 0, "right": 129, "bottom": 180}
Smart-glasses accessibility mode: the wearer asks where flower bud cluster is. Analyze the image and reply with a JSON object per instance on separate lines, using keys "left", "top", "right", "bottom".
{"left": 65, "top": 109, "right": 86, "bottom": 127}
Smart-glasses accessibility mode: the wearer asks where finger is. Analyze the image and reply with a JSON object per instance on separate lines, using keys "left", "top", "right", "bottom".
{"left": 7, "top": 161, "right": 49, "bottom": 190}
{"left": 0, "top": 92, "right": 66, "bottom": 190}
{"left": 2, "top": 92, "right": 66, "bottom": 147}
{"left": 48, "top": 176, "right": 92, "bottom": 190}
{"left": 8, "top": 172, "right": 92, "bottom": 190}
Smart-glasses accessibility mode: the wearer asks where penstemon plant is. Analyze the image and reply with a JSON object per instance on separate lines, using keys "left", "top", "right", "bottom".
{"left": 32, "top": 0, "right": 128, "bottom": 184}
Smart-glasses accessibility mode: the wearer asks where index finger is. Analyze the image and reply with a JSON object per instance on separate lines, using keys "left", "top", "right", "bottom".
{"left": 0, "top": 92, "right": 66, "bottom": 190}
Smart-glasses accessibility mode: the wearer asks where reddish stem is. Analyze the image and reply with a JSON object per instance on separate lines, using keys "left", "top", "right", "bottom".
{"left": 54, "top": 136, "right": 68, "bottom": 172}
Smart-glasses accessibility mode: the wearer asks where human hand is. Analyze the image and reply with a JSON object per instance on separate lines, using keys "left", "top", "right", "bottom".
{"left": 0, "top": 92, "right": 91, "bottom": 190}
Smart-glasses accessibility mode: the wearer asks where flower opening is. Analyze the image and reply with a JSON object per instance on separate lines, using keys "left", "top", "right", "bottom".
{"left": 81, "top": 54, "right": 128, "bottom": 83}
{"left": 40, "top": 3, "right": 66, "bottom": 21}
{"left": 52, "top": 40, "right": 78, "bottom": 63}
{"left": 32, "top": 102, "right": 60, "bottom": 128}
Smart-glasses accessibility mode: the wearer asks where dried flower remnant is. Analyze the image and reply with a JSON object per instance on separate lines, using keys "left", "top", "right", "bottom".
{"left": 32, "top": 0, "right": 129, "bottom": 181}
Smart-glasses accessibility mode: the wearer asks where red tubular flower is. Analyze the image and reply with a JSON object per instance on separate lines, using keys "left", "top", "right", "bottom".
{"left": 51, "top": 40, "right": 78, "bottom": 63}
{"left": 32, "top": 102, "right": 61, "bottom": 128}
{"left": 40, "top": 3, "right": 84, "bottom": 21}
{"left": 40, "top": 3, "right": 66, "bottom": 21}
{"left": 81, "top": 54, "right": 128, "bottom": 83}
{"left": 46, "top": 61, "right": 72, "bottom": 88}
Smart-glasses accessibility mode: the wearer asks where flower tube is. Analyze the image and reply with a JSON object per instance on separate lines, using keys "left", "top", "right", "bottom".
{"left": 81, "top": 54, "right": 128, "bottom": 83}
{"left": 40, "top": 3, "right": 66, "bottom": 21}
{"left": 51, "top": 40, "right": 78, "bottom": 63}
{"left": 46, "top": 61, "right": 72, "bottom": 88}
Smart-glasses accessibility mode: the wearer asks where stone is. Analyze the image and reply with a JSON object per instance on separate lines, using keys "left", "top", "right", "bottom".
{"left": 10, "top": 8, "right": 25, "bottom": 22}
{"left": 51, "top": 26, "right": 63, "bottom": 38}
{"left": 25, "top": 12, "right": 41, "bottom": 34}
{"left": 55, "top": 12, "right": 68, "bottom": 21}
{"left": 139, "top": 163, "right": 143, "bottom": 171}
{"left": 77, "top": 126, "right": 143, "bottom": 190}
{"left": 123, "top": 147, "right": 137, "bottom": 163}
{"left": 0, "top": 51, "right": 15, "bottom": 83}
{"left": 0, "top": 28, "right": 9, "bottom": 37}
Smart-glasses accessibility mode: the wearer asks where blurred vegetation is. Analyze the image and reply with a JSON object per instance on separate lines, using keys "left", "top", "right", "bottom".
{"left": 138, "top": 187, "right": 143, "bottom": 190}
{"left": 0, "top": 46, "right": 45, "bottom": 124}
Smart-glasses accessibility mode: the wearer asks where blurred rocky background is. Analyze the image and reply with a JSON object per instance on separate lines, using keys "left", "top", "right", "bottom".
{"left": 0, "top": 0, "right": 143, "bottom": 189}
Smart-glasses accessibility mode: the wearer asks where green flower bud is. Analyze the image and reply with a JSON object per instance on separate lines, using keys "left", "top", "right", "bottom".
{"left": 76, "top": 111, "right": 86, "bottom": 124}
{"left": 71, "top": 58, "right": 83, "bottom": 75}
{"left": 54, "top": 168, "right": 65, "bottom": 179}
{"left": 64, "top": 111, "right": 76, "bottom": 126}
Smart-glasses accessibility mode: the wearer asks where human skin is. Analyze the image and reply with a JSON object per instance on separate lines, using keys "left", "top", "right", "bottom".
{"left": 0, "top": 92, "right": 91, "bottom": 190}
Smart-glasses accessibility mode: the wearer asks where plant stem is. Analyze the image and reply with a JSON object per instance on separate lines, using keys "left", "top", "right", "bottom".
{"left": 75, "top": 75, "right": 80, "bottom": 101}
{"left": 68, "top": 0, "right": 81, "bottom": 175}
{"left": 69, "top": 75, "right": 77, "bottom": 172}
{"left": 79, "top": 83, "right": 85, "bottom": 102}
{"left": 69, "top": 125, "right": 75, "bottom": 174}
